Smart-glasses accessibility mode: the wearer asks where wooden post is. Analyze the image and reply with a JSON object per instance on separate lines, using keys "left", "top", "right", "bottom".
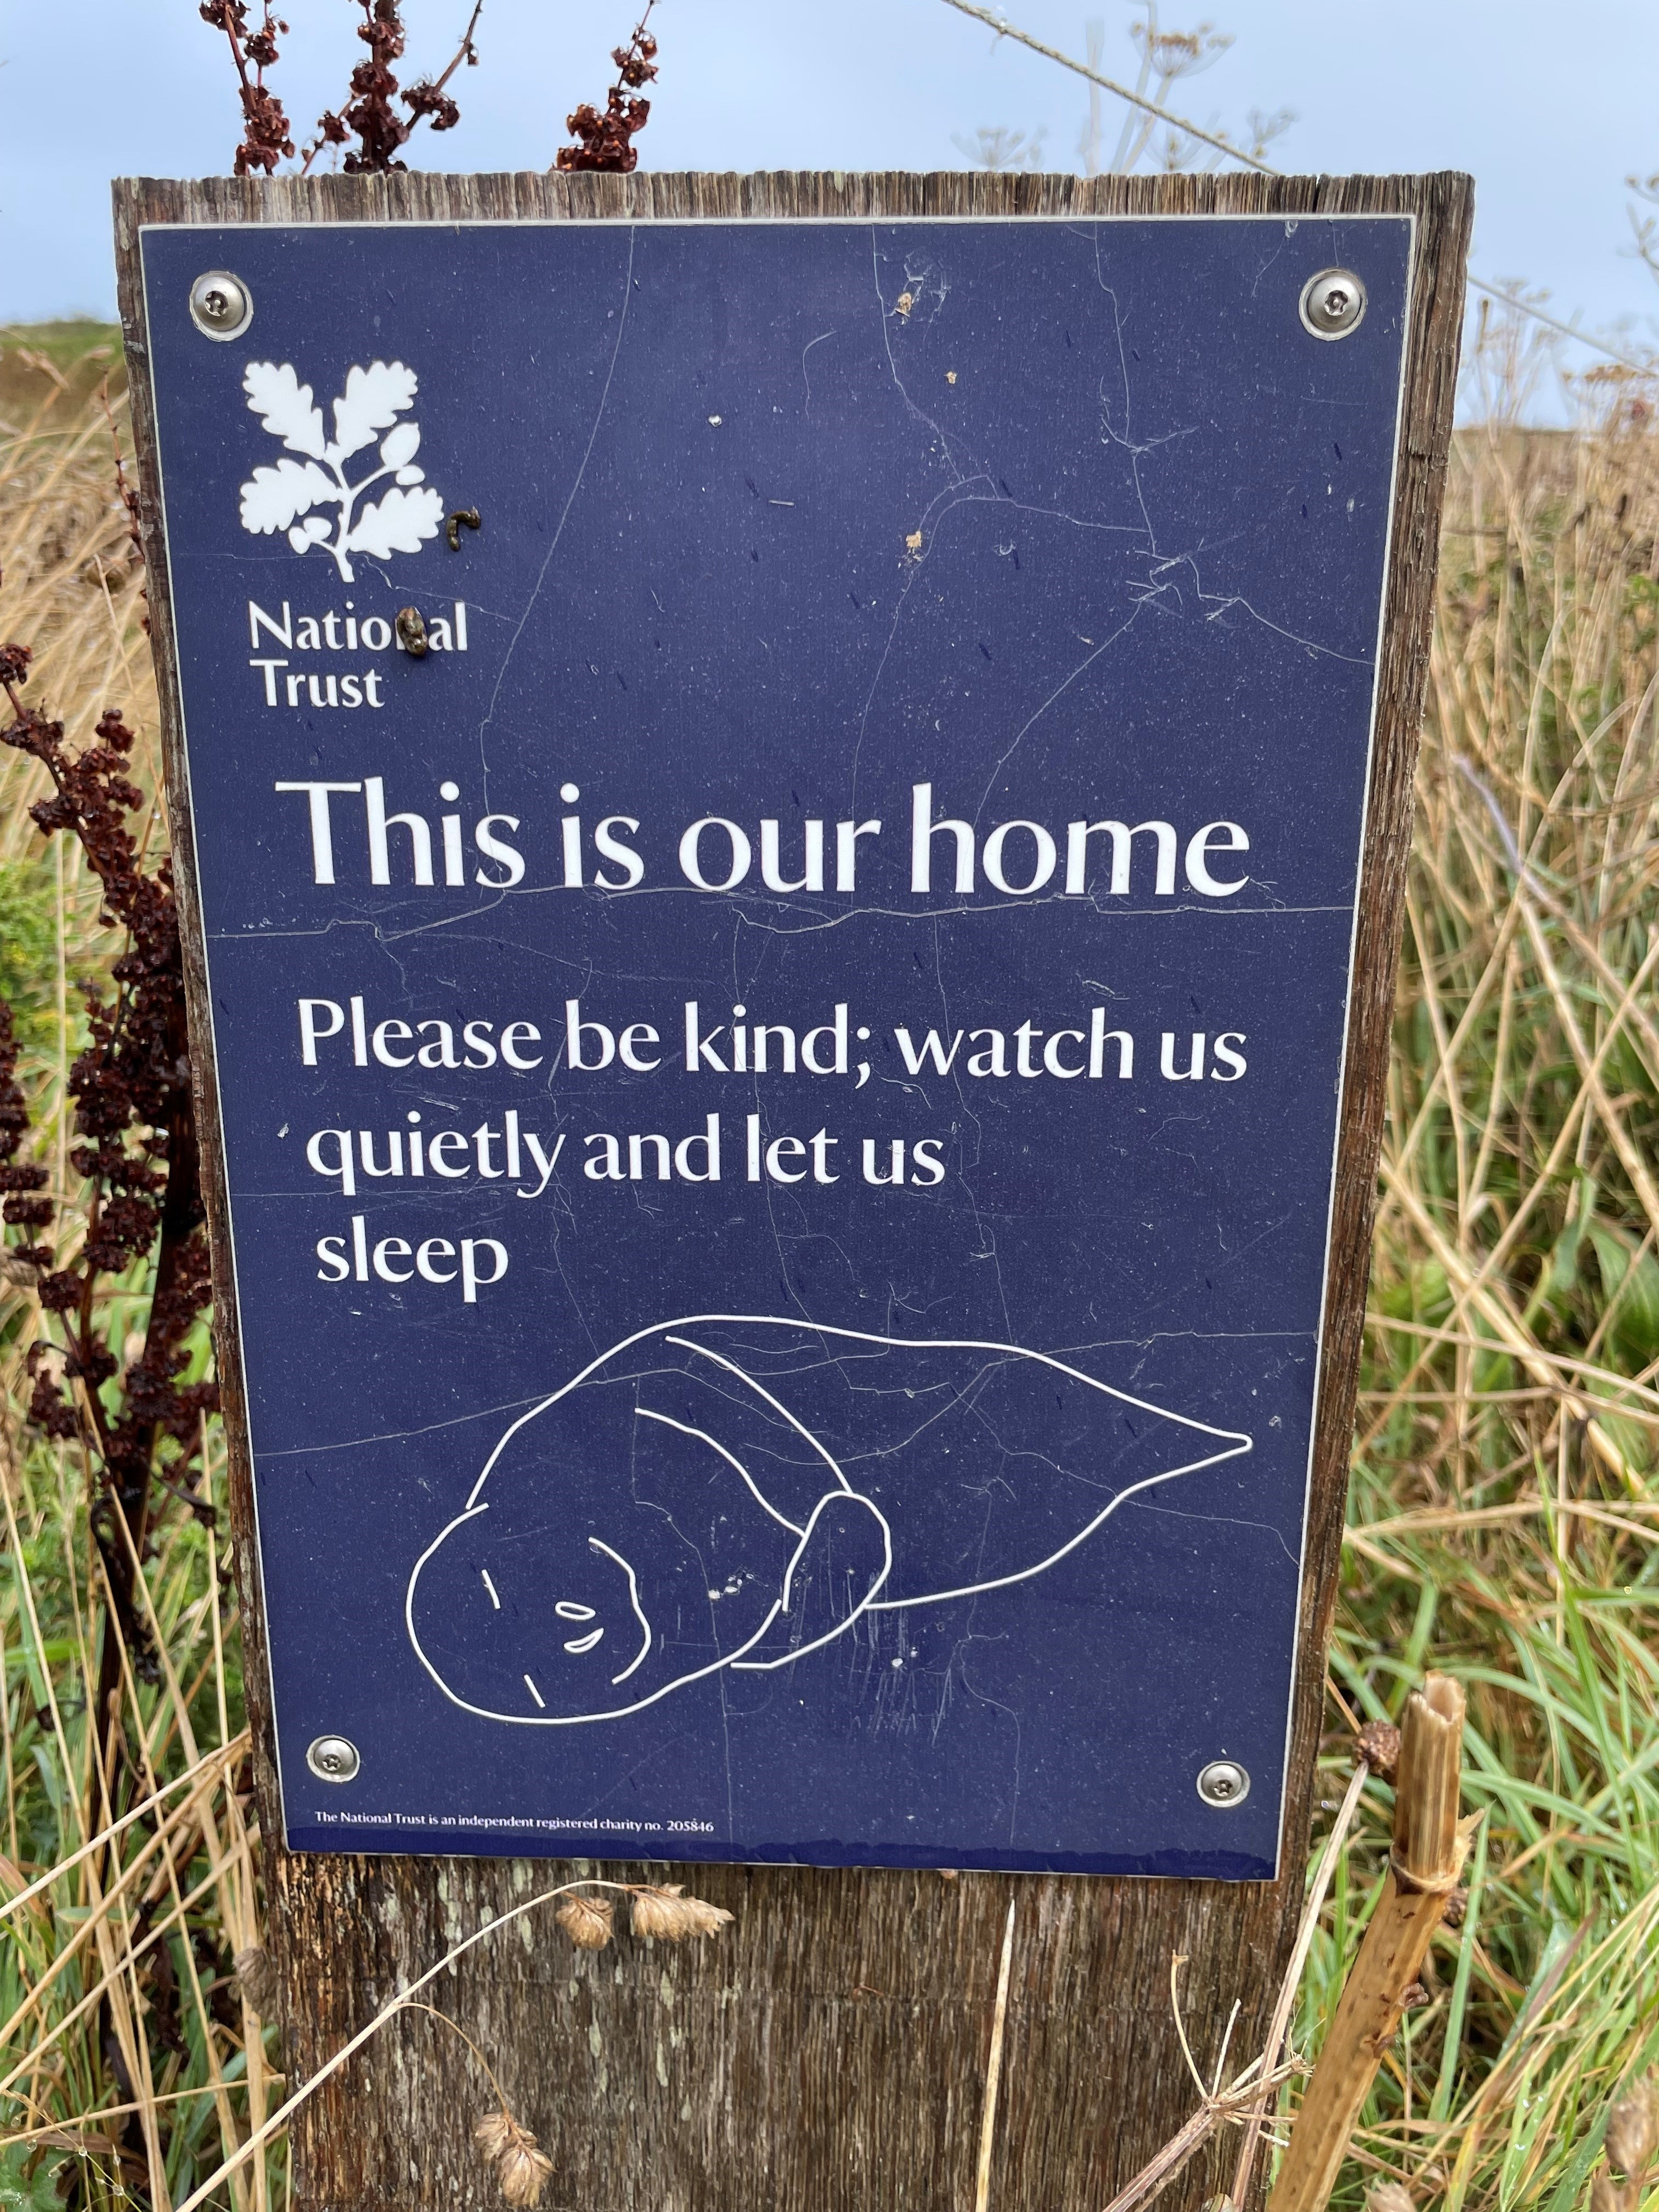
{"left": 112, "top": 168, "right": 1471, "bottom": 2211}
{"left": 1268, "top": 1678, "right": 1477, "bottom": 2212}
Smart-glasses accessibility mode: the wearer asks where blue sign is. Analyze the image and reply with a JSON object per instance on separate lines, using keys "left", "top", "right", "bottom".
{"left": 136, "top": 211, "right": 1409, "bottom": 1877}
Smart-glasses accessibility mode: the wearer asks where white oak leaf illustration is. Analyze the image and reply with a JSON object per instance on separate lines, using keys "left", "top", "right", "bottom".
{"left": 242, "top": 362, "right": 328, "bottom": 460}
{"left": 346, "top": 483, "right": 445, "bottom": 560}
{"left": 380, "top": 421, "right": 421, "bottom": 469}
{"left": 239, "top": 457, "right": 337, "bottom": 535}
{"left": 332, "top": 362, "right": 419, "bottom": 460}
{"left": 238, "top": 356, "right": 442, "bottom": 581}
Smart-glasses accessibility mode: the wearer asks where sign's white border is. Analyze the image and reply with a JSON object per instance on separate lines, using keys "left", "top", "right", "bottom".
{"left": 137, "top": 208, "right": 1416, "bottom": 1876}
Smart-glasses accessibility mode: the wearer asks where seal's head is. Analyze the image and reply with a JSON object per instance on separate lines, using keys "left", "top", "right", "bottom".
{"left": 405, "top": 1360, "right": 798, "bottom": 1723}
{"left": 408, "top": 1504, "right": 665, "bottom": 1722}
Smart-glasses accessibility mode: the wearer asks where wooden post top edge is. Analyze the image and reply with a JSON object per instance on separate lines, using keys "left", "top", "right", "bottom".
{"left": 113, "top": 167, "right": 1475, "bottom": 184}
{"left": 111, "top": 169, "right": 1474, "bottom": 217}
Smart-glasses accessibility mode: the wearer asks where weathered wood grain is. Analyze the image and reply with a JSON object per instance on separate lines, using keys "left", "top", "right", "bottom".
{"left": 112, "top": 168, "right": 1471, "bottom": 2212}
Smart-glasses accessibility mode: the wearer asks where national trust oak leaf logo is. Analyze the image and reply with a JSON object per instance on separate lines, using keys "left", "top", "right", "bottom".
{"left": 237, "top": 359, "right": 445, "bottom": 584}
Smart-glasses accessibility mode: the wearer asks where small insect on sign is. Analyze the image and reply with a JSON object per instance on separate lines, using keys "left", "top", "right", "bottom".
{"left": 116, "top": 173, "right": 1468, "bottom": 1888}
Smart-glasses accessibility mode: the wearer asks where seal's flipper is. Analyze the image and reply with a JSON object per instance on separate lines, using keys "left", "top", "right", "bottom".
{"left": 730, "top": 1491, "right": 892, "bottom": 1672}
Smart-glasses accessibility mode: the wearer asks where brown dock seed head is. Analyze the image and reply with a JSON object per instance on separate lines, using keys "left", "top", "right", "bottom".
{"left": 233, "top": 1944, "right": 279, "bottom": 2017}
{"left": 474, "top": 2111, "right": 553, "bottom": 2209}
{"left": 556, "top": 8, "right": 658, "bottom": 171}
{"left": 1356, "top": 1719, "right": 1402, "bottom": 1781}
{"left": 1588, "top": 2174, "right": 1632, "bottom": 2212}
{"left": 1605, "top": 2079, "right": 1657, "bottom": 2180}
{"left": 555, "top": 1892, "right": 614, "bottom": 1950}
{"left": 1366, "top": 2183, "right": 1417, "bottom": 2212}
{"left": 629, "top": 1883, "right": 735, "bottom": 1941}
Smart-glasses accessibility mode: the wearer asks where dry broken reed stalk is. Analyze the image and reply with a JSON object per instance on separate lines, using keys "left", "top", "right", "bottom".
{"left": 1267, "top": 1681, "right": 1476, "bottom": 2212}
{"left": 1227, "top": 1755, "right": 1378, "bottom": 2208}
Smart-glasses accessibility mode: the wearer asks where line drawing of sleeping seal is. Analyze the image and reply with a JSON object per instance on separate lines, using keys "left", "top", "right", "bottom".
{"left": 405, "top": 1314, "right": 1254, "bottom": 1726}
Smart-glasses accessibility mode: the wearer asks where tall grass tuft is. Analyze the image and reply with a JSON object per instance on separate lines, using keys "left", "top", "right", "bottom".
{"left": 1301, "top": 321, "right": 1659, "bottom": 2208}
{"left": 0, "top": 347, "right": 271, "bottom": 2210}
{"left": 0, "top": 319, "right": 1656, "bottom": 2208}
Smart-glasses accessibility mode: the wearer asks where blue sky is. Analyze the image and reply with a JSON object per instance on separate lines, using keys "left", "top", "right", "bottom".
{"left": 4, "top": 0, "right": 1657, "bottom": 382}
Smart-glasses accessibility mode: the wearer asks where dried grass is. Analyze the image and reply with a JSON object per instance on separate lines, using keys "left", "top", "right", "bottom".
{"left": 0, "top": 348, "right": 269, "bottom": 2211}
{"left": 1303, "top": 317, "right": 1659, "bottom": 2210}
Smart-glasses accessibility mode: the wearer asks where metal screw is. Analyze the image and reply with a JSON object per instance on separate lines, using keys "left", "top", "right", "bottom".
{"left": 1196, "top": 1758, "right": 1251, "bottom": 1808}
{"left": 1299, "top": 268, "right": 1367, "bottom": 342}
{"left": 189, "top": 270, "right": 253, "bottom": 341}
{"left": 306, "top": 1734, "right": 360, "bottom": 1784}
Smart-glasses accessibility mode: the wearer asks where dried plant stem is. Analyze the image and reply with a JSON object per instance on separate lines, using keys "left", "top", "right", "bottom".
{"left": 1374, "top": 1314, "right": 1659, "bottom": 1404}
{"left": 168, "top": 1880, "right": 678, "bottom": 2212}
{"left": 0, "top": 1763, "right": 233, "bottom": 2049}
{"left": 1268, "top": 1679, "right": 1476, "bottom": 2212}
{"left": 0, "top": 1733, "right": 246, "bottom": 1922}
{"left": 1229, "top": 1754, "right": 1374, "bottom": 2207}
{"left": 938, "top": 0, "right": 1274, "bottom": 172}
{"left": 1097, "top": 2052, "right": 1304, "bottom": 2212}
{"left": 0, "top": 1464, "right": 87, "bottom": 1852}
{"left": 100, "top": 1572, "right": 254, "bottom": 2212}
{"left": 1102, "top": 2101, "right": 1226, "bottom": 2212}
{"left": 399, "top": 2001, "right": 514, "bottom": 2113}
{"left": 1085, "top": 1753, "right": 1372, "bottom": 2212}
{"left": 0, "top": 1856, "right": 231, "bottom": 2100}
{"left": 1, "top": 2076, "right": 289, "bottom": 2146}
{"left": 974, "top": 1897, "right": 1018, "bottom": 2212}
